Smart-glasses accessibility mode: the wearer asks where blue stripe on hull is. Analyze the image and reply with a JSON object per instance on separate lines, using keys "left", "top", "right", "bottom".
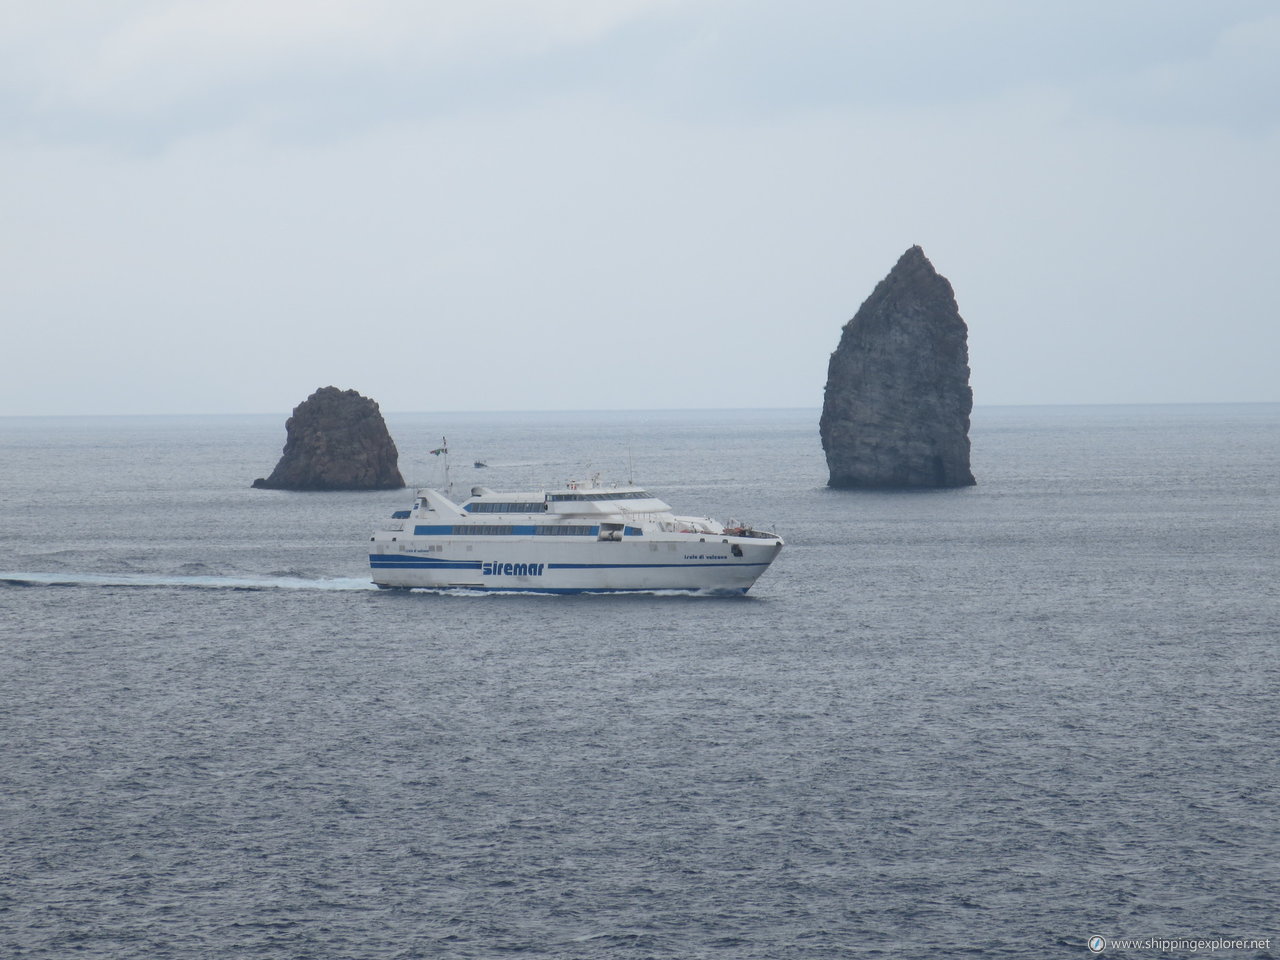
{"left": 369, "top": 555, "right": 770, "bottom": 571}
{"left": 369, "top": 554, "right": 481, "bottom": 570}
{"left": 547, "top": 561, "right": 771, "bottom": 570}
{"left": 377, "top": 585, "right": 750, "bottom": 595}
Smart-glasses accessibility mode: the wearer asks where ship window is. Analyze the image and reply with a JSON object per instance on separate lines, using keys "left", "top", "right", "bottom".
{"left": 464, "top": 501, "right": 547, "bottom": 513}
{"left": 547, "top": 490, "right": 652, "bottom": 502}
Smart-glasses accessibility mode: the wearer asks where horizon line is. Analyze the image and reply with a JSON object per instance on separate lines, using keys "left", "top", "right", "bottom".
{"left": 2, "top": 400, "right": 1279, "bottom": 420}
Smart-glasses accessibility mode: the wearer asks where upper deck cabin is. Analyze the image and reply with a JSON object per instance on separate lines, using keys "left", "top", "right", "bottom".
{"left": 461, "top": 482, "right": 673, "bottom": 517}
{"left": 390, "top": 482, "right": 674, "bottom": 523}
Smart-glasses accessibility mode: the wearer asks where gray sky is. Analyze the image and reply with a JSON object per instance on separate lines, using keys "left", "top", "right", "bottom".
{"left": 3, "top": 0, "right": 1277, "bottom": 416}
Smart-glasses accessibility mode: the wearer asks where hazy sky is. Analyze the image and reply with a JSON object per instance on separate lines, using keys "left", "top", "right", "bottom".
{"left": 3, "top": 0, "right": 1277, "bottom": 416}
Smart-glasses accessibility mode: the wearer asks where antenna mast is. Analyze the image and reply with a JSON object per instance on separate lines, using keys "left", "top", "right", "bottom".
{"left": 430, "top": 436, "right": 450, "bottom": 493}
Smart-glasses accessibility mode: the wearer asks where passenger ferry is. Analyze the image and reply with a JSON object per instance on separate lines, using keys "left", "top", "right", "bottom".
{"left": 369, "top": 478, "right": 783, "bottom": 594}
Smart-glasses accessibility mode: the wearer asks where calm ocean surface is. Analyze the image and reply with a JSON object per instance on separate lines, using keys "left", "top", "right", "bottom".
{"left": 2, "top": 405, "right": 1277, "bottom": 959}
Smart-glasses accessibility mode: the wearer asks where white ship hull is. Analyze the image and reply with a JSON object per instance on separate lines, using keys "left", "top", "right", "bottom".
{"left": 370, "top": 536, "right": 780, "bottom": 594}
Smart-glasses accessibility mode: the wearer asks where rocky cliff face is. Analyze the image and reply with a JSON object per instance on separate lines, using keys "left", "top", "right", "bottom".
{"left": 252, "top": 387, "right": 405, "bottom": 491}
{"left": 820, "top": 246, "right": 975, "bottom": 489}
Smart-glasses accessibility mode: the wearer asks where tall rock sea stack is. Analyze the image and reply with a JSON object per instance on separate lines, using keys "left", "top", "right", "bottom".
{"left": 252, "top": 387, "right": 405, "bottom": 491}
{"left": 820, "top": 246, "right": 975, "bottom": 488}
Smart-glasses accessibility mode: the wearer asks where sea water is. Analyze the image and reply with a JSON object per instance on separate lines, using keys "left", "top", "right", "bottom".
{"left": 1, "top": 406, "right": 1277, "bottom": 959}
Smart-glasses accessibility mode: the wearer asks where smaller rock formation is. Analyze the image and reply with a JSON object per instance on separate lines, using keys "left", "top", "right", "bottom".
{"left": 820, "top": 246, "right": 975, "bottom": 489}
{"left": 252, "top": 387, "right": 405, "bottom": 491}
